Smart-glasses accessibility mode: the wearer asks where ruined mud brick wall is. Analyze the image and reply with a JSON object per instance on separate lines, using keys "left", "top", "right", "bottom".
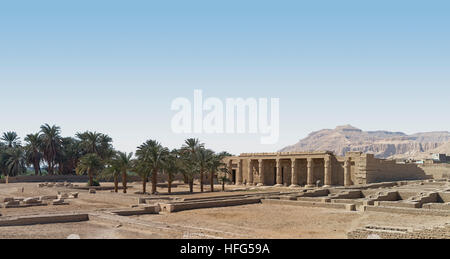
{"left": 418, "top": 164, "right": 450, "bottom": 179}
{"left": 348, "top": 224, "right": 450, "bottom": 239}
{"left": 351, "top": 153, "right": 431, "bottom": 184}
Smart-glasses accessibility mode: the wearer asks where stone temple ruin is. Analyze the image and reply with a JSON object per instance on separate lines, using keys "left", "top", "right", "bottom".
{"left": 223, "top": 151, "right": 439, "bottom": 187}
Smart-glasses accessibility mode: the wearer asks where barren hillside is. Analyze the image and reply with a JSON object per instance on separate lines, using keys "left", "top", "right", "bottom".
{"left": 280, "top": 125, "right": 450, "bottom": 159}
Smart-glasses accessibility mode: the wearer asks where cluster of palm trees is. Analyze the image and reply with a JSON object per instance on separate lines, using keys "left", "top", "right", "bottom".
{"left": 0, "top": 124, "right": 232, "bottom": 194}
{"left": 0, "top": 124, "right": 114, "bottom": 183}
{"left": 129, "top": 138, "right": 231, "bottom": 194}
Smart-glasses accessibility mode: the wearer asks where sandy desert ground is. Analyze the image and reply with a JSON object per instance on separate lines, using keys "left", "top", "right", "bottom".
{"left": 0, "top": 182, "right": 448, "bottom": 239}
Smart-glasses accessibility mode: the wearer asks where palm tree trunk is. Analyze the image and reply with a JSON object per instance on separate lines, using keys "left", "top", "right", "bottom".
{"left": 168, "top": 173, "right": 172, "bottom": 194}
{"left": 34, "top": 161, "right": 40, "bottom": 176}
{"left": 142, "top": 176, "right": 147, "bottom": 194}
{"left": 210, "top": 171, "right": 214, "bottom": 192}
{"left": 48, "top": 162, "right": 52, "bottom": 175}
{"left": 151, "top": 169, "right": 158, "bottom": 194}
{"left": 88, "top": 171, "right": 93, "bottom": 186}
{"left": 222, "top": 181, "right": 225, "bottom": 191}
{"left": 5, "top": 175, "right": 9, "bottom": 184}
{"left": 189, "top": 178, "right": 194, "bottom": 193}
{"left": 122, "top": 171, "right": 127, "bottom": 193}
{"left": 49, "top": 159, "right": 55, "bottom": 175}
{"left": 200, "top": 171, "right": 204, "bottom": 193}
{"left": 114, "top": 175, "right": 119, "bottom": 193}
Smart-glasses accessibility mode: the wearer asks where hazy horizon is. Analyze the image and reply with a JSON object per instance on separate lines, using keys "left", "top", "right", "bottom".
{"left": 1, "top": 0, "right": 449, "bottom": 154}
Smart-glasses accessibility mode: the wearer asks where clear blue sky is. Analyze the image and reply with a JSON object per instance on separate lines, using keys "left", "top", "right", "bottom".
{"left": 1, "top": 0, "right": 449, "bottom": 154}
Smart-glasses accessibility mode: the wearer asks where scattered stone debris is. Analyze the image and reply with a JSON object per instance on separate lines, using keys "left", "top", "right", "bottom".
{"left": 39, "top": 195, "right": 58, "bottom": 201}
{"left": 52, "top": 199, "right": 67, "bottom": 206}
{"left": 4, "top": 200, "right": 21, "bottom": 207}
{"left": 23, "top": 198, "right": 41, "bottom": 205}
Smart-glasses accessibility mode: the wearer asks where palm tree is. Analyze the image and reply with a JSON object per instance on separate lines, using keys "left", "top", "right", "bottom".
{"left": 196, "top": 148, "right": 213, "bottom": 193}
{"left": 115, "top": 151, "right": 133, "bottom": 194}
{"left": 24, "top": 133, "right": 42, "bottom": 175}
{"left": 206, "top": 151, "right": 229, "bottom": 192}
{"left": 2, "top": 147, "right": 26, "bottom": 183}
{"left": 57, "top": 137, "right": 82, "bottom": 175}
{"left": 98, "top": 134, "right": 114, "bottom": 159}
{"left": 181, "top": 138, "right": 204, "bottom": 155}
{"left": 40, "top": 124, "right": 62, "bottom": 175}
{"left": 181, "top": 138, "right": 205, "bottom": 192}
{"left": 102, "top": 154, "right": 121, "bottom": 193}
{"left": 218, "top": 166, "right": 232, "bottom": 192}
{"left": 0, "top": 148, "right": 7, "bottom": 183}
{"left": 1, "top": 132, "right": 20, "bottom": 148}
{"left": 164, "top": 150, "right": 181, "bottom": 194}
{"left": 133, "top": 159, "right": 151, "bottom": 194}
{"left": 76, "top": 153, "right": 104, "bottom": 186}
{"left": 178, "top": 150, "right": 199, "bottom": 193}
{"left": 136, "top": 140, "right": 169, "bottom": 195}
{"left": 76, "top": 131, "right": 114, "bottom": 159}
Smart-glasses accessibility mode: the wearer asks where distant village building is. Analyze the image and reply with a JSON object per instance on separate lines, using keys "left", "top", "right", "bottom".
{"left": 431, "top": 153, "right": 448, "bottom": 163}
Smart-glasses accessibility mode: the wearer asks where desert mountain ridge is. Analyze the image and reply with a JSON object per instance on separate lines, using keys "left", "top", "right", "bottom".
{"left": 280, "top": 125, "right": 450, "bottom": 159}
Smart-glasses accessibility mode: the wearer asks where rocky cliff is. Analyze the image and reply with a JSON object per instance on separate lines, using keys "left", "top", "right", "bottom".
{"left": 280, "top": 125, "right": 450, "bottom": 159}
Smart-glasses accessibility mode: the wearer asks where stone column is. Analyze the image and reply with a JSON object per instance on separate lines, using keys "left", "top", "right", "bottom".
{"left": 257, "top": 159, "right": 265, "bottom": 186}
{"left": 324, "top": 156, "right": 332, "bottom": 187}
{"left": 247, "top": 159, "right": 254, "bottom": 185}
{"left": 290, "top": 158, "right": 299, "bottom": 188}
{"left": 306, "top": 158, "right": 315, "bottom": 187}
{"left": 274, "top": 159, "right": 283, "bottom": 187}
{"left": 236, "top": 159, "right": 243, "bottom": 185}
{"left": 344, "top": 158, "right": 352, "bottom": 186}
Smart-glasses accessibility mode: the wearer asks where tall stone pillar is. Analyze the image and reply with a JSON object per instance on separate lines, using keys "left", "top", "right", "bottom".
{"left": 247, "top": 159, "right": 254, "bottom": 185}
{"left": 324, "top": 156, "right": 332, "bottom": 187}
{"left": 236, "top": 159, "right": 243, "bottom": 185}
{"left": 275, "top": 159, "right": 283, "bottom": 187}
{"left": 344, "top": 158, "right": 352, "bottom": 186}
{"left": 257, "top": 159, "right": 265, "bottom": 186}
{"left": 290, "top": 158, "right": 299, "bottom": 188}
{"left": 306, "top": 158, "right": 315, "bottom": 187}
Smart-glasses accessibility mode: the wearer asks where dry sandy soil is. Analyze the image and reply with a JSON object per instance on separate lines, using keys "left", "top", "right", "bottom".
{"left": 0, "top": 182, "right": 448, "bottom": 239}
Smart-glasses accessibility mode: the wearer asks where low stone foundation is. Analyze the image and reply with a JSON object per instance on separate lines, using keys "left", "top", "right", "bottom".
{"left": 111, "top": 205, "right": 160, "bottom": 216}
{"left": 0, "top": 213, "right": 89, "bottom": 227}
{"left": 160, "top": 198, "right": 262, "bottom": 213}
{"left": 262, "top": 199, "right": 356, "bottom": 211}
{"left": 363, "top": 205, "right": 450, "bottom": 217}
